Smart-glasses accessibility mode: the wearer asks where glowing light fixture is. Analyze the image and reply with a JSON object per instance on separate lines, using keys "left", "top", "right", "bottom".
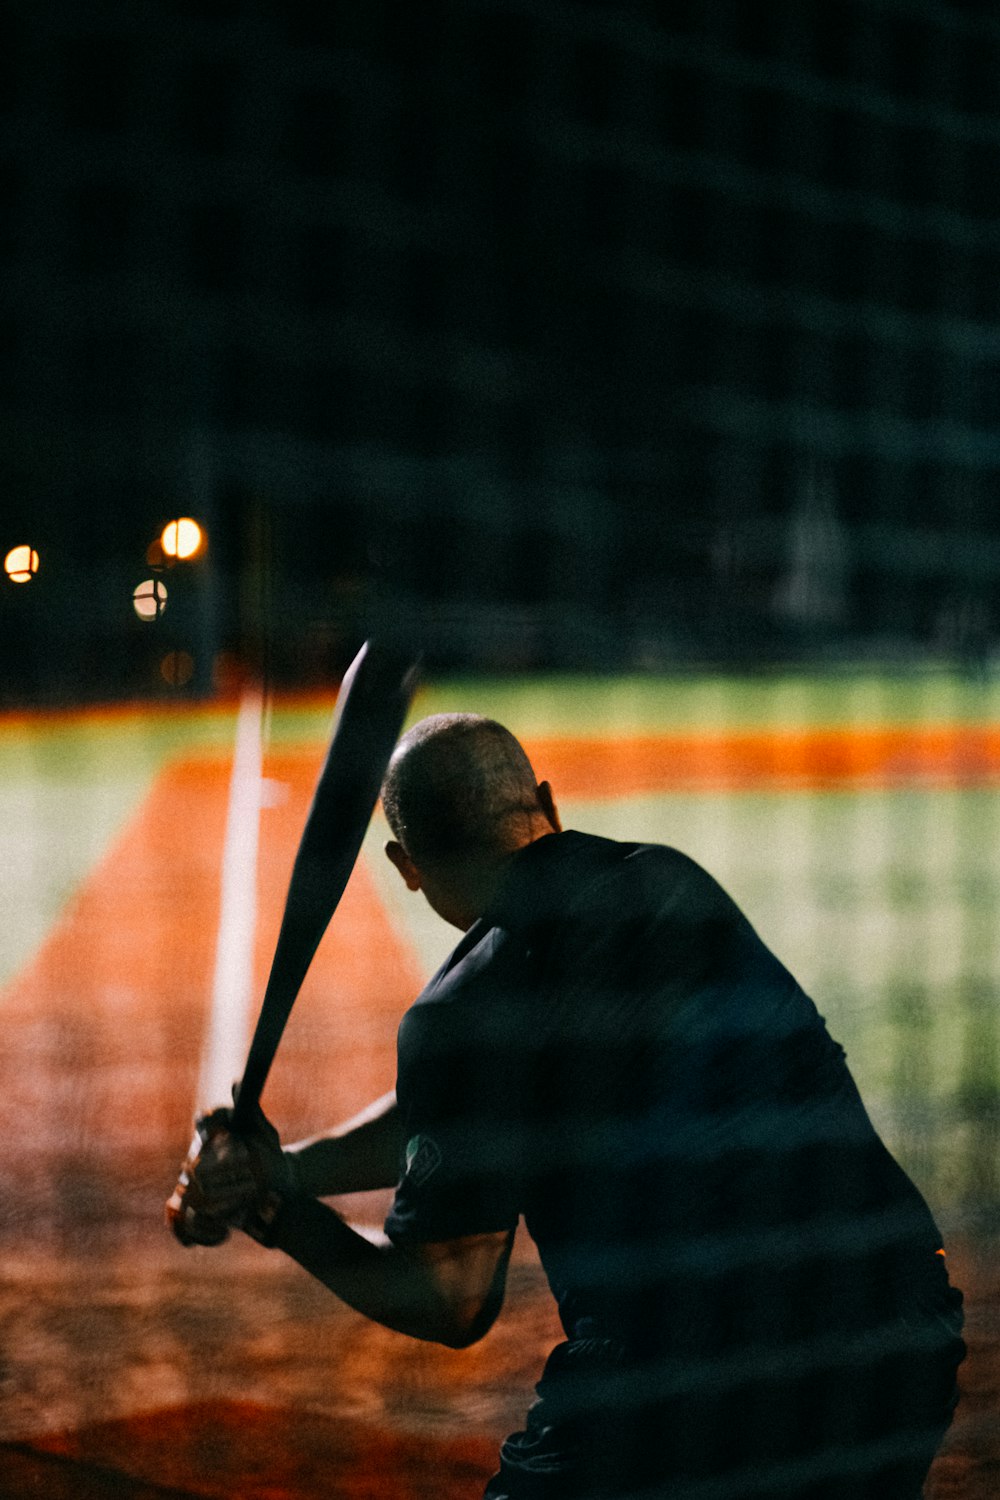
{"left": 4, "top": 545, "right": 40, "bottom": 583}
{"left": 133, "top": 578, "right": 168, "bottom": 621}
{"left": 161, "top": 517, "right": 204, "bottom": 560}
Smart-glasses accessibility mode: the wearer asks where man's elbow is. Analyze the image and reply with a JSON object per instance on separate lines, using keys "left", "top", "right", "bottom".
{"left": 400, "top": 1231, "right": 512, "bottom": 1348}
{"left": 437, "top": 1318, "right": 492, "bottom": 1350}
{"left": 432, "top": 1295, "right": 501, "bottom": 1349}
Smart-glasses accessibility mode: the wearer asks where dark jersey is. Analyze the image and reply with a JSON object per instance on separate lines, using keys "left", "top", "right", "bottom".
{"left": 384, "top": 831, "right": 960, "bottom": 1494}
{"left": 387, "top": 830, "right": 940, "bottom": 1323}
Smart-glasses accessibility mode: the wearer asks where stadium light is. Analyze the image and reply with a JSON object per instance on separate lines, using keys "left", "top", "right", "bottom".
{"left": 4, "top": 544, "right": 40, "bottom": 583}
{"left": 161, "top": 517, "right": 205, "bottom": 561}
{"left": 133, "top": 578, "right": 168, "bottom": 621}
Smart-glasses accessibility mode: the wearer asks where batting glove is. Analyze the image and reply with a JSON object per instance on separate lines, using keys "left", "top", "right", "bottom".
{"left": 165, "top": 1107, "right": 239, "bottom": 1247}
{"left": 166, "top": 1099, "right": 298, "bottom": 1248}
{"left": 199, "top": 1097, "right": 298, "bottom": 1245}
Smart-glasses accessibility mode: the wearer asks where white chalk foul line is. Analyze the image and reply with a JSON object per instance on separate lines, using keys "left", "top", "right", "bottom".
{"left": 197, "top": 688, "right": 264, "bottom": 1112}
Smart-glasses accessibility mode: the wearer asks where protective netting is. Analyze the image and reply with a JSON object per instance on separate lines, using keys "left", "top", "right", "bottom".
{"left": 0, "top": 3, "right": 997, "bottom": 1495}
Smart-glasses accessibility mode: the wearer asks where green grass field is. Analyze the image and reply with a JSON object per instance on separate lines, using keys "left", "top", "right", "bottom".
{"left": 3, "top": 667, "right": 998, "bottom": 1230}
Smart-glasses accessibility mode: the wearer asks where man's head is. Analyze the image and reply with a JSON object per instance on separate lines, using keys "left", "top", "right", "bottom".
{"left": 381, "top": 713, "right": 561, "bottom": 929}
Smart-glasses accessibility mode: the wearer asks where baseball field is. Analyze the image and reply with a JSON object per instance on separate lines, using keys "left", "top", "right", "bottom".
{"left": 1, "top": 669, "right": 998, "bottom": 1498}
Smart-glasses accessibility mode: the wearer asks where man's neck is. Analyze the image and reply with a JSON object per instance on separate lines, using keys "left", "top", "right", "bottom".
{"left": 445, "top": 825, "right": 560, "bottom": 931}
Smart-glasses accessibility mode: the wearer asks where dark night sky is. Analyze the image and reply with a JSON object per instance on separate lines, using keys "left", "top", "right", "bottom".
{"left": 1, "top": 0, "right": 999, "bottom": 697}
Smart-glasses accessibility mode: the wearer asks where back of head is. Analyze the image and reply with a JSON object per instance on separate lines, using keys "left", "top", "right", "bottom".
{"left": 382, "top": 714, "right": 544, "bottom": 870}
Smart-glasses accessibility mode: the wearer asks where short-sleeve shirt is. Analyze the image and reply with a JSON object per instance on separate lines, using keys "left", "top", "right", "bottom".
{"left": 385, "top": 830, "right": 944, "bottom": 1360}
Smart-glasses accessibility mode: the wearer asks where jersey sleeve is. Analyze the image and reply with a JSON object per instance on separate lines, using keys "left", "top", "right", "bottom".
{"left": 384, "top": 1002, "right": 523, "bottom": 1245}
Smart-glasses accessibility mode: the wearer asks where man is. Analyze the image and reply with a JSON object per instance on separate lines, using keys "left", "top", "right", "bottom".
{"left": 174, "top": 713, "right": 964, "bottom": 1499}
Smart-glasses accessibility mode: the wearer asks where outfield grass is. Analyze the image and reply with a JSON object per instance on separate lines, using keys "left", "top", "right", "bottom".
{"left": 413, "top": 667, "right": 1000, "bottom": 735}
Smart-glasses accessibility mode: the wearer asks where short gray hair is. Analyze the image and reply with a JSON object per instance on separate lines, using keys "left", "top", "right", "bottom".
{"left": 382, "top": 713, "right": 541, "bottom": 866}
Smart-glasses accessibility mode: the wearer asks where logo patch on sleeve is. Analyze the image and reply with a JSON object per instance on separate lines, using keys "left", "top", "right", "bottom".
{"left": 404, "top": 1133, "right": 442, "bottom": 1187}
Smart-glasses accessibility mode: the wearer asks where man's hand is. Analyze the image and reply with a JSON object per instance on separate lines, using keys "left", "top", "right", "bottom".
{"left": 166, "top": 1099, "right": 296, "bottom": 1247}
{"left": 165, "top": 1108, "right": 237, "bottom": 1246}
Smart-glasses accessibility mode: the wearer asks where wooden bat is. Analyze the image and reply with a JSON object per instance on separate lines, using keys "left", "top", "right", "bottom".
{"left": 231, "top": 638, "right": 419, "bottom": 1128}
{"left": 167, "top": 637, "right": 419, "bottom": 1244}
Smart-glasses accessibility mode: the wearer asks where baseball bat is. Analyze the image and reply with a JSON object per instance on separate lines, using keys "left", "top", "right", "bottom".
{"left": 232, "top": 638, "right": 419, "bottom": 1128}
{"left": 167, "top": 637, "right": 418, "bottom": 1242}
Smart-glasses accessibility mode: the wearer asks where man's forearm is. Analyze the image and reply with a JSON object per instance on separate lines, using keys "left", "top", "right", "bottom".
{"left": 270, "top": 1195, "right": 478, "bottom": 1346}
{"left": 286, "top": 1091, "right": 402, "bottom": 1196}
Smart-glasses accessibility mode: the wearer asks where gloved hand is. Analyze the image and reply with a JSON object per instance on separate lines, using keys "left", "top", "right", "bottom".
{"left": 165, "top": 1107, "right": 237, "bottom": 1247}
{"left": 166, "top": 1096, "right": 297, "bottom": 1247}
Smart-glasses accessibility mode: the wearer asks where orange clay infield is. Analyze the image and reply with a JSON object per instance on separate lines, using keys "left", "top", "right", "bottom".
{"left": 527, "top": 723, "right": 1000, "bottom": 796}
{"left": 0, "top": 726, "right": 998, "bottom": 1498}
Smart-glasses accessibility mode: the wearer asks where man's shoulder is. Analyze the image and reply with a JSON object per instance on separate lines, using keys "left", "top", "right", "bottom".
{"left": 509, "top": 830, "right": 725, "bottom": 922}
{"left": 500, "top": 828, "right": 692, "bottom": 896}
{"left": 397, "top": 922, "right": 529, "bottom": 1077}
{"left": 403, "top": 920, "right": 519, "bottom": 1038}
{"left": 530, "top": 828, "right": 712, "bottom": 879}
{"left": 399, "top": 833, "right": 729, "bottom": 1037}
{"left": 428, "top": 920, "right": 505, "bottom": 991}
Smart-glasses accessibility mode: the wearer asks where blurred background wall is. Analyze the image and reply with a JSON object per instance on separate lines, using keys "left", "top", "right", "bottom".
{"left": 1, "top": 0, "right": 998, "bottom": 703}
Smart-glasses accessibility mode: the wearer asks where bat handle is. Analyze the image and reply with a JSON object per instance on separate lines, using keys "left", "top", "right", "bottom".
{"left": 230, "top": 1078, "right": 255, "bottom": 1134}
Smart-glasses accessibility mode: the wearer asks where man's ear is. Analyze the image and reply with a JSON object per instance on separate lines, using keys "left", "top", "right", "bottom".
{"left": 385, "top": 839, "right": 423, "bottom": 892}
{"left": 536, "top": 781, "right": 562, "bottom": 834}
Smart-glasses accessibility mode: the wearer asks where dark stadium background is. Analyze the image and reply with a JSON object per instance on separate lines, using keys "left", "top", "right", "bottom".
{"left": 3, "top": 10, "right": 1000, "bottom": 1495}
{"left": 2, "top": 0, "right": 998, "bottom": 701}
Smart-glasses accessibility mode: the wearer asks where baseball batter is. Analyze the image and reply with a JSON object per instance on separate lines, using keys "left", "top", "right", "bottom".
{"left": 179, "top": 713, "right": 964, "bottom": 1499}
